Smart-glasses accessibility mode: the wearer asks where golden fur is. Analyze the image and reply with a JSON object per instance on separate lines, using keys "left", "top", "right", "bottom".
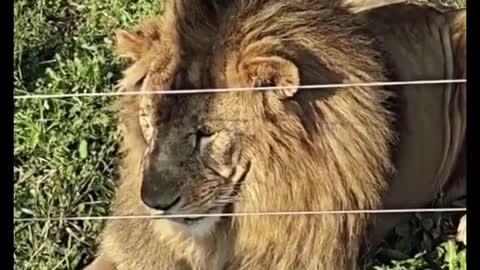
{"left": 84, "top": 1, "right": 466, "bottom": 269}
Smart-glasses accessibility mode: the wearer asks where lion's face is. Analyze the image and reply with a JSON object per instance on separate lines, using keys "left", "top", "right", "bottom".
{"left": 116, "top": 1, "right": 391, "bottom": 237}
{"left": 120, "top": 35, "right": 341, "bottom": 237}
{"left": 133, "top": 42, "right": 308, "bottom": 234}
{"left": 140, "top": 83, "right": 256, "bottom": 233}
{"left": 113, "top": 12, "right": 309, "bottom": 234}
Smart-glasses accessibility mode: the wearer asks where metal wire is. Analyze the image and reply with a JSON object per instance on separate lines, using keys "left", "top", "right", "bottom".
{"left": 14, "top": 208, "right": 467, "bottom": 222}
{"left": 13, "top": 79, "right": 466, "bottom": 100}
{"left": 13, "top": 80, "right": 468, "bottom": 223}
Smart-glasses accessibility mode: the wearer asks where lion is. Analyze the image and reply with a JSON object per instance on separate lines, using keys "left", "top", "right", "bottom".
{"left": 83, "top": 1, "right": 466, "bottom": 269}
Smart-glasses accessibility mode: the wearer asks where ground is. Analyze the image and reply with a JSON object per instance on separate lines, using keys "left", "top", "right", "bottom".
{"left": 13, "top": 0, "right": 466, "bottom": 269}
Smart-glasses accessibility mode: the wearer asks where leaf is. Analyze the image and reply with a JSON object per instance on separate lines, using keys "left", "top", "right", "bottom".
{"left": 431, "top": 228, "right": 441, "bottom": 239}
{"left": 395, "top": 223, "right": 411, "bottom": 238}
{"left": 20, "top": 208, "right": 35, "bottom": 216}
{"left": 443, "top": 240, "right": 458, "bottom": 269}
{"left": 79, "top": 139, "right": 88, "bottom": 159}
{"left": 422, "top": 218, "right": 434, "bottom": 231}
{"left": 395, "top": 238, "right": 413, "bottom": 255}
{"left": 458, "top": 249, "right": 466, "bottom": 270}
{"left": 421, "top": 233, "right": 433, "bottom": 251}
{"left": 378, "top": 248, "right": 410, "bottom": 261}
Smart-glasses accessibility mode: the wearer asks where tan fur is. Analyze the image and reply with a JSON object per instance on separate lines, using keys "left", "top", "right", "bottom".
{"left": 83, "top": 256, "right": 116, "bottom": 270}
{"left": 84, "top": 1, "right": 466, "bottom": 269}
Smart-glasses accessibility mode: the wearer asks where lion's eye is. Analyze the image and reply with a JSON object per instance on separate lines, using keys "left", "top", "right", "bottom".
{"left": 188, "top": 127, "right": 216, "bottom": 154}
{"left": 197, "top": 126, "right": 215, "bottom": 138}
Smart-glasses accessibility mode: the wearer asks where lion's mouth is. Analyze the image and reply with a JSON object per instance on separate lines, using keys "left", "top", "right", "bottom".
{"left": 163, "top": 214, "right": 210, "bottom": 226}
{"left": 183, "top": 217, "right": 204, "bottom": 225}
{"left": 155, "top": 161, "right": 253, "bottom": 226}
{"left": 151, "top": 214, "right": 205, "bottom": 225}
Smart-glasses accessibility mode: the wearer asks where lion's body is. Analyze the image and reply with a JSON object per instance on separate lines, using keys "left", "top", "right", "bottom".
{"left": 359, "top": 4, "right": 466, "bottom": 243}
{"left": 86, "top": 1, "right": 466, "bottom": 270}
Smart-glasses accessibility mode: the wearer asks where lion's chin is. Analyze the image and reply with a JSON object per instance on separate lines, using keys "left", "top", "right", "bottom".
{"left": 151, "top": 216, "right": 221, "bottom": 238}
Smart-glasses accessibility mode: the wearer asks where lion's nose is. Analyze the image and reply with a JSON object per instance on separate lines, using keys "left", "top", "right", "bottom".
{"left": 142, "top": 190, "right": 181, "bottom": 211}
{"left": 141, "top": 170, "right": 182, "bottom": 211}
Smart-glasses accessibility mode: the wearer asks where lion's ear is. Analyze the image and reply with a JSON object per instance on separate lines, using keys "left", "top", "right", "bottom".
{"left": 114, "top": 19, "right": 162, "bottom": 61}
{"left": 238, "top": 56, "right": 300, "bottom": 99}
{"left": 114, "top": 30, "right": 147, "bottom": 61}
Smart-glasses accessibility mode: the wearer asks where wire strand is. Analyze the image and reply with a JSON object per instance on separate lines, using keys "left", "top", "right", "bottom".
{"left": 14, "top": 208, "right": 467, "bottom": 222}
{"left": 13, "top": 79, "right": 466, "bottom": 100}
{"left": 13, "top": 80, "right": 467, "bottom": 222}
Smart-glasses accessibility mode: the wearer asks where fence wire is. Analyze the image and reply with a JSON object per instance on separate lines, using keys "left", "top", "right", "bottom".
{"left": 14, "top": 78, "right": 467, "bottom": 223}
{"left": 13, "top": 79, "right": 466, "bottom": 100}
{"left": 14, "top": 208, "right": 467, "bottom": 223}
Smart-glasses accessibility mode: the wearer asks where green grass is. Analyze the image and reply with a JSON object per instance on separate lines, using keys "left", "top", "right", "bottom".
{"left": 14, "top": 0, "right": 163, "bottom": 268}
{"left": 13, "top": 0, "right": 466, "bottom": 269}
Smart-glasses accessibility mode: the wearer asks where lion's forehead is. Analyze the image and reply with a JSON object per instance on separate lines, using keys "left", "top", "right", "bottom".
{"left": 161, "top": 90, "right": 253, "bottom": 128}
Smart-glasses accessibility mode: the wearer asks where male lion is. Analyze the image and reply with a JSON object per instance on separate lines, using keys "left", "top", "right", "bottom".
{"left": 84, "top": 1, "right": 466, "bottom": 269}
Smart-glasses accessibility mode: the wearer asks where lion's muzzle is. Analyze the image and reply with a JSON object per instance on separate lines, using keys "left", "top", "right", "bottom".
{"left": 141, "top": 168, "right": 182, "bottom": 211}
